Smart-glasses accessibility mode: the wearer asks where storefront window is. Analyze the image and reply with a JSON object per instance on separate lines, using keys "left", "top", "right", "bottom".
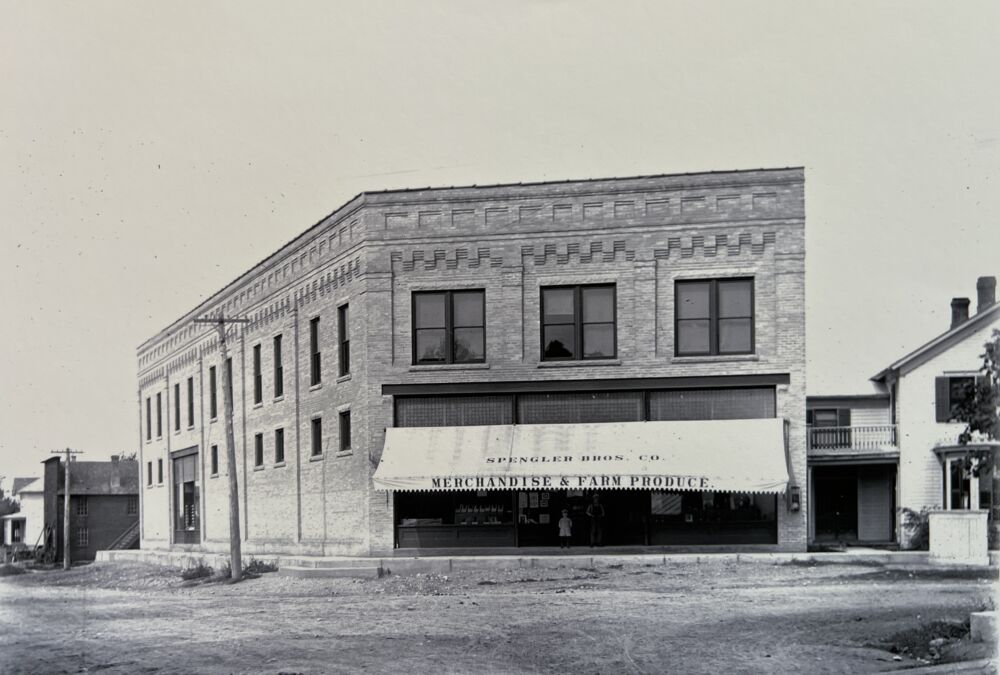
{"left": 648, "top": 491, "right": 777, "bottom": 545}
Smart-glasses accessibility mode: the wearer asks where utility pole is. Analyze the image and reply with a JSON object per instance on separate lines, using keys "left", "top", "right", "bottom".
{"left": 194, "top": 314, "right": 250, "bottom": 581}
{"left": 51, "top": 448, "right": 83, "bottom": 570}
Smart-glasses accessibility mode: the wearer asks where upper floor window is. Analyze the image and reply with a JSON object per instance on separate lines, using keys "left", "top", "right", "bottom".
{"left": 675, "top": 278, "right": 754, "bottom": 356}
{"left": 186, "top": 377, "right": 194, "bottom": 427}
{"left": 155, "top": 393, "right": 163, "bottom": 437}
{"left": 209, "top": 366, "right": 218, "bottom": 419}
{"left": 936, "top": 376, "right": 976, "bottom": 423}
{"left": 127, "top": 496, "right": 138, "bottom": 515}
{"left": 252, "top": 344, "right": 263, "bottom": 404}
{"left": 210, "top": 445, "right": 219, "bottom": 475}
{"left": 338, "top": 304, "right": 351, "bottom": 376}
{"left": 173, "top": 383, "right": 181, "bottom": 431}
{"left": 310, "top": 317, "right": 321, "bottom": 386}
{"left": 541, "top": 285, "right": 616, "bottom": 360}
{"left": 413, "top": 290, "right": 485, "bottom": 364}
{"left": 147, "top": 461, "right": 153, "bottom": 486}
{"left": 145, "top": 397, "right": 152, "bottom": 441}
{"left": 157, "top": 458, "right": 163, "bottom": 484}
{"left": 273, "top": 335, "right": 284, "bottom": 399}
{"left": 76, "top": 496, "right": 88, "bottom": 516}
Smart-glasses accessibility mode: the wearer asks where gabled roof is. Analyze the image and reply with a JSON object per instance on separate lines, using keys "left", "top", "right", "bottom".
{"left": 871, "top": 301, "right": 1000, "bottom": 383}
{"left": 11, "top": 477, "right": 41, "bottom": 495}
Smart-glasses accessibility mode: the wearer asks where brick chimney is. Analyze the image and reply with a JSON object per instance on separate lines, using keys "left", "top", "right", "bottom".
{"left": 110, "top": 454, "right": 120, "bottom": 489}
{"left": 951, "top": 298, "right": 970, "bottom": 329}
{"left": 977, "top": 276, "right": 996, "bottom": 313}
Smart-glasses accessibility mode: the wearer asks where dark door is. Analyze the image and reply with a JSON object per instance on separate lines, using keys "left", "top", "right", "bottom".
{"left": 814, "top": 468, "right": 858, "bottom": 541}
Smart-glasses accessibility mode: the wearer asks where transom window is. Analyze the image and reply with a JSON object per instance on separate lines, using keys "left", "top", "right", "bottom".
{"left": 412, "top": 290, "right": 485, "bottom": 364}
{"left": 675, "top": 278, "right": 754, "bottom": 356}
{"left": 541, "top": 285, "right": 616, "bottom": 360}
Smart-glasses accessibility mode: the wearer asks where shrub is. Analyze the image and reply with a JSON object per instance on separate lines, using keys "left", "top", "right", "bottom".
{"left": 244, "top": 557, "right": 278, "bottom": 574}
{"left": 900, "top": 507, "right": 930, "bottom": 550}
{"left": 0, "top": 563, "right": 27, "bottom": 577}
{"left": 180, "top": 560, "right": 214, "bottom": 580}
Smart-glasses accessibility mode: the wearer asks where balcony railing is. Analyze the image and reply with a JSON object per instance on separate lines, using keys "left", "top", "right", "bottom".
{"left": 807, "top": 425, "right": 897, "bottom": 450}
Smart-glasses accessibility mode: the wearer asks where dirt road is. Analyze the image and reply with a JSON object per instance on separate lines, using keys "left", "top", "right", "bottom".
{"left": 0, "top": 560, "right": 995, "bottom": 674}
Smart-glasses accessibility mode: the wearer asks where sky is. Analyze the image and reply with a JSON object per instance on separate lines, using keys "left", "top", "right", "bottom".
{"left": 1, "top": 1, "right": 998, "bottom": 485}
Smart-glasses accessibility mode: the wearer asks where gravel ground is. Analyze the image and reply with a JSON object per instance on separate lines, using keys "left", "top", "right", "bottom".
{"left": 0, "top": 560, "right": 996, "bottom": 674}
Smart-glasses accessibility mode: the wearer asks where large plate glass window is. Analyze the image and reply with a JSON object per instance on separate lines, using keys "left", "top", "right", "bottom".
{"left": 412, "top": 290, "right": 485, "bottom": 364}
{"left": 675, "top": 278, "right": 754, "bottom": 356}
{"left": 541, "top": 284, "right": 616, "bottom": 360}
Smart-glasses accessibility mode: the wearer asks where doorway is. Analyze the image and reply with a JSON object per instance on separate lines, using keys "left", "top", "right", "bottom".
{"left": 813, "top": 467, "right": 858, "bottom": 542}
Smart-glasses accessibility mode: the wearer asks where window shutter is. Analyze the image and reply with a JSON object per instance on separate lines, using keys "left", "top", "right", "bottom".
{"left": 935, "top": 376, "right": 950, "bottom": 423}
{"left": 837, "top": 408, "right": 851, "bottom": 427}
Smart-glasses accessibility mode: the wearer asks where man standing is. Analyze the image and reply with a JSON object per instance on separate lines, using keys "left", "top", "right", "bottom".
{"left": 586, "top": 494, "right": 606, "bottom": 547}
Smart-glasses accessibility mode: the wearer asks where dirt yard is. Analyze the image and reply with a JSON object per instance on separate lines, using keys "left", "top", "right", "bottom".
{"left": 0, "top": 559, "right": 995, "bottom": 674}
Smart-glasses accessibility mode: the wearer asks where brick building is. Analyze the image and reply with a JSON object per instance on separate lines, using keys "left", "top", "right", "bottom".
{"left": 42, "top": 456, "right": 140, "bottom": 562}
{"left": 137, "top": 168, "right": 807, "bottom": 556}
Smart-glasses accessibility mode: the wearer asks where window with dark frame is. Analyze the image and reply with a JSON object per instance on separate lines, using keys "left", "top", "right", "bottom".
{"left": 541, "top": 285, "right": 616, "bottom": 360}
{"left": 77, "top": 527, "right": 88, "bottom": 547}
{"left": 339, "top": 410, "right": 351, "bottom": 452}
{"left": 147, "top": 461, "right": 153, "bottom": 485}
{"left": 225, "top": 357, "right": 233, "bottom": 403}
{"left": 338, "top": 304, "right": 350, "bottom": 376}
{"left": 273, "top": 334, "right": 284, "bottom": 399}
{"left": 187, "top": 377, "right": 194, "bottom": 427}
{"left": 210, "top": 445, "right": 219, "bottom": 475}
{"left": 310, "top": 317, "right": 321, "bottom": 386}
{"left": 936, "top": 375, "right": 977, "bottom": 423}
{"left": 806, "top": 408, "right": 852, "bottom": 449}
{"left": 145, "top": 397, "right": 151, "bottom": 440}
{"left": 76, "top": 496, "right": 88, "bottom": 516}
{"left": 412, "top": 290, "right": 486, "bottom": 364}
{"left": 156, "top": 392, "right": 162, "bottom": 437}
{"left": 127, "top": 496, "right": 138, "bottom": 515}
{"left": 311, "top": 417, "right": 322, "bottom": 456}
{"left": 252, "top": 343, "right": 262, "bottom": 404}
{"left": 209, "top": 366, "right": 218, "bottom": 419}
{"left": 675, "top": 278, "right": 754, "bottom": 356}
{"left": 254, "top": 433, "right": 264, "bottom": 468}
{"left": 173, "top": 383, "right": 180, "bottom": 431}
{"left": 157, "top": 458, "right": 163, "bottom": 484}
{"left": 275, "top": 428, "right": 285, "bottom": 464}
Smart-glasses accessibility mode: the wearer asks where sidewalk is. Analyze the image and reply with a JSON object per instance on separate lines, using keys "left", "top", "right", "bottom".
{"left": 97, "top": 546, "right": 1000, "bottom": 577}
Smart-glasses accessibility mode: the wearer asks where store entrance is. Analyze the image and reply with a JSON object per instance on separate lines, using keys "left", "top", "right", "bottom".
{"left": 515, "top": 490, "right": 648, "bottom": 547}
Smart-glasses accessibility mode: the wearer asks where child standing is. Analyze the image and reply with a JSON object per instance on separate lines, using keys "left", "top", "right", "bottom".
{"left": 558, "top": 509, "right": 573, "bottom": 549}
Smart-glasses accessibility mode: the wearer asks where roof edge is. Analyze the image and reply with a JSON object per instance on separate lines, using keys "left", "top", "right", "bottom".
{"left": 871, "top": 301, "right": 1000, "bottom": 382}
{"left": 137, "top": 167, "right": 804, "bottom": 356}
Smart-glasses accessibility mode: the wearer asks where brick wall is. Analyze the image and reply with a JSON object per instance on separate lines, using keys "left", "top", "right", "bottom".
{"left": 137, "top": 168, "right": 807, "bottom": 555}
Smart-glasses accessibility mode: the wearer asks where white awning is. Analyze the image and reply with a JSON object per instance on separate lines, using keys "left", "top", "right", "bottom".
{"left": 373, "top": 418, "right": 789, "bottom": 494}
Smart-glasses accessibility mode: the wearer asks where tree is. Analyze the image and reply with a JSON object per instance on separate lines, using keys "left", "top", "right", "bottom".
{"left": 0, "top": 489, "right": 19, "bottom": 518}
{"left": 953, "top": 328, "right": 1000, "bottom": 532}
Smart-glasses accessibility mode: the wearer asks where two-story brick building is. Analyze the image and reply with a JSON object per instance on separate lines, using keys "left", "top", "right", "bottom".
{"left": 136, "top": 168, "right": 807, "bottom": 556}
{"left": 42, "top": 456, "right": 140, "bottom": 562}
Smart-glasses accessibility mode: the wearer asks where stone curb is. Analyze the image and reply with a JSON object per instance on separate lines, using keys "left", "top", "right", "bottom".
{"left": 899, "top": 658, "right": 996, "bottom": 674}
